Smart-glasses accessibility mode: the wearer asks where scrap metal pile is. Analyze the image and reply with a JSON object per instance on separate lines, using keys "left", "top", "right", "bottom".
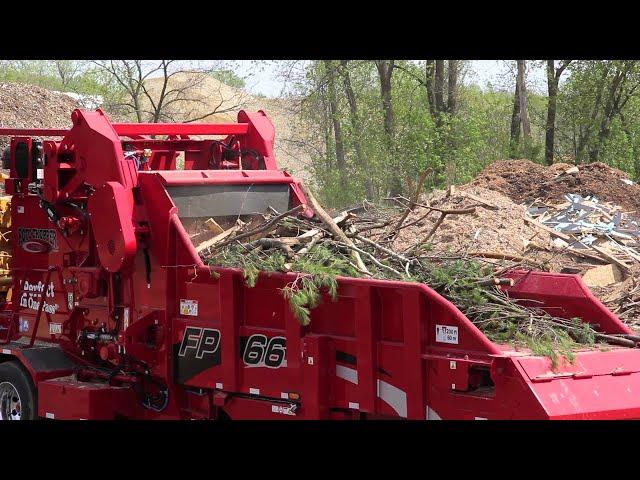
{"left": 526, "top": 193, "right": 640, "bottom": 327}
{"left": 194, "top": 184, "right": 637, "bottom": 362}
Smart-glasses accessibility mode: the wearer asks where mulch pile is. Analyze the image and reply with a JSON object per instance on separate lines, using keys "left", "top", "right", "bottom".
{"left": 471, "top": 159, "right": 640, "bottom": 213}
{"left": 0, "top": 82, "right": 79, "bottom": 152}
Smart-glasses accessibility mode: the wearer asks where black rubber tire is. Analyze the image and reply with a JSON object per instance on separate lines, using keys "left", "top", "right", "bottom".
{"left": 0, "top": 361, "right": 37, "bottom": 420}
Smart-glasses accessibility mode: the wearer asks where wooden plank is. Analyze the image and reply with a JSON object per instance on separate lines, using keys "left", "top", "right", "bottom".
{"left": 523, "top": 215, "right": 572, "bottom": 242}
{"left": 195, "top": 226, "right": 239, "bottom": 253}
{"left": 566, "top": 247, "right": 610, "bottom": 264}
{"left": 204, "top": 218, "right": 224, "bottom": 235}
{"left": 462, "top": 191, "right": 499, "bottom": 210}
{"left": 590, "top": 245, "right": 631, "bottom": 273}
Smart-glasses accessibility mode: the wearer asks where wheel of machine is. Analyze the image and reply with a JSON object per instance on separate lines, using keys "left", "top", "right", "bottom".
{"left": 0, "top": 361, "right": 37, "bottom": 420}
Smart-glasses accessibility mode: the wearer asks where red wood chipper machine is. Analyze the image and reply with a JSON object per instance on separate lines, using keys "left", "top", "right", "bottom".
{"left": 0, "top": 108, "right": 639, "bottom": 420}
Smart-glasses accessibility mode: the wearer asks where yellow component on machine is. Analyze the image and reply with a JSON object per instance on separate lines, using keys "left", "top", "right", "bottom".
{"left": 0, "top": 172, "right": 11, "bottom": 302}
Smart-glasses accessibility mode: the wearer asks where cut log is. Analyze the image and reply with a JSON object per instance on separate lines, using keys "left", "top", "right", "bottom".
{"left": 446, "top": 185, "right": 456, "bottom": 197}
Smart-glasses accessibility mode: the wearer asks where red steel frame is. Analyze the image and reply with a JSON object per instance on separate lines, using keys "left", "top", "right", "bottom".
{"left": 2, "top": 109, "right": 640, "bottom": 420}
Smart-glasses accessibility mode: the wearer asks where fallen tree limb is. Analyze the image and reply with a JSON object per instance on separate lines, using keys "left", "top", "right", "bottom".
{"left": 298, "top": 211, "right": 351, "bottom": 239}
{"left": 244, "top": 238, "right": 295, "bottom": 257}
{"left": 332, "top": 240, "right": 403, "bottom": 277}
{"left": 300, "top": 183, "right": 371, "bottom": 275}
{"left": 422, "top": 207, "right": 476, "bottom": 242}
{"left": 355, "top": 234, "right": 413, "bottom": 264}
{"left": 392, "top": 168, "right": 432, "bottom": 233}
{"left": 476, "top": 277, "right": 516, "bottom": 287}
{"left": 468, "top": 251, "right": 525, "bottom": 262}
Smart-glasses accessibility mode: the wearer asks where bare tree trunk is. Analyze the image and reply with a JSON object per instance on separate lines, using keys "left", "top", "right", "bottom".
{"left": 447, "top": 60, "right": 458, "bottom": 115}
{"left": 434, "top": 61, "right": 446, "bottom": 121}
{"left": 324, "top": 61, "right": 347, "bottom": 190}
{"left": 545, "top": 60, "right": 559, "bottom": 165}
{"left": 375, "top": 60, "right": 401, "bottom": 196}
{"left": 320, "top": 91, "right": 333, "bottom": 170}
{"left": 425, "top": 60, "right": 436, "bottom": 118}
{"left": 339, "top": 60, "right": 374, "bottom": 200}
{"left": 576, "top": 63, "right": 610, "bottom": 162}
{"left": 517, "top": 60, "right": 531, "bottom": 140}
{"left": 510, "top": 78, "right": 521, "bottom": 158}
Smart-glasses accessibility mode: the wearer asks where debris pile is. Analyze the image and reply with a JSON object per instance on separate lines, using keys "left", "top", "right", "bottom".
{"left": 193, "top": 185, "right": 626, "bottom": 363}
{"left": 388, "top": 185, "right": 576, "bottom": 272}
{"left": 470, "top": 160, "right": 640, "bottom": 329}
{"left": 528, "top": 193, "right": 640, "bottom": 276}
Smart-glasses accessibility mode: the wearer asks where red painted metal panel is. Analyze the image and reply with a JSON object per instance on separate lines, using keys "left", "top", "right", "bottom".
{"left": 113, "top": 123, "right": 249, "bottom": 137}
{"left": 504, "top": 270, "right": 633, "bottom": 334}
{"left": 403, "top": 289, "right": 426, "bottom": 419}
{"left": 88, "top": 182, "right": 137, "bottom": 272}
{"left": 0, "top": 124, "right": 249, "bottom": 137}
{"left": 354, "top": 285, "right": 376, "bottom": 413}
{"left": 38, "top": 377, "right": 136, "bottom": 419}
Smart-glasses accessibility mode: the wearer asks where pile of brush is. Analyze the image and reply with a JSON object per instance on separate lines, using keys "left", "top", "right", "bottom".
{"left": 197, "top": 185, "right": 635, "bottom": 364}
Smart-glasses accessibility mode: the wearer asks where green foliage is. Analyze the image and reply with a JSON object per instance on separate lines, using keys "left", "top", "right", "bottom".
{"left": 409, "top": 257, "right": 596, "bottom": 367}
{"left": 296, "top": 61, "right": 556, "bottom": 208}
{"left": 0, "top": 60, "right": 110, "bottom": 96}
{"left": 209, "top": 69, "right": 246, "bottom": 89}
{"left": 210, "top": 245, "right": 359, "bottom": 326}
{"left": 215, "top": 239, "right": 598, "bottom": 363}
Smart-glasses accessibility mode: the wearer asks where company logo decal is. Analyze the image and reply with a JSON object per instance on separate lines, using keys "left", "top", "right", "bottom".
{"left": 18, "top": 228, "right": 58, "bottom": 254}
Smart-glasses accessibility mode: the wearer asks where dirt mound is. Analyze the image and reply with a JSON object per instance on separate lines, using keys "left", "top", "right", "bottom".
{"left": 143, "top": 72, "right": 311, "bottom": 181}
{"left": 471, "top": 159, "right": 640, "bottom": 213}
{"left": 0, "top": 82, "right": 79, "bottom": 152}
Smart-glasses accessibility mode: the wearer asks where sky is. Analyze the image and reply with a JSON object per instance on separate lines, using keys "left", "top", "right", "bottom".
{"left": 232, "top": 60, "right": 548, "bottom": 98}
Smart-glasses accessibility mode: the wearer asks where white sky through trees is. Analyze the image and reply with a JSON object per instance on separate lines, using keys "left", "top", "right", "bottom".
{"left": 230, "top": 60, "right": 549, "bottom": 98}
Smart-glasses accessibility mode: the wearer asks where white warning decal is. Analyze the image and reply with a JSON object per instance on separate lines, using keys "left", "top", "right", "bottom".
{"left": 49, "top": 323, "right": 62, "bottom": 335}
{"left": 180, "top": 299, "right": 198, "bottom": 317}
{"left": 271, "top": 404, "right": 296, "bottom": 416}
{"left": 435, "top": 324, "right": 458, "bottom": 344}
